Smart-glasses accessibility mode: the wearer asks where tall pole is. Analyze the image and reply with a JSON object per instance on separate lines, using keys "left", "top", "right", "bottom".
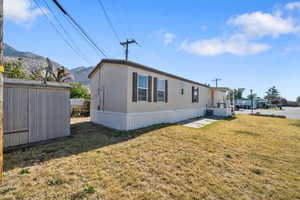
{"left": 0, "top": 0, "right": 4, "bottom": 183}
{"left": 250, "top": 89, "right": 254, "bottom": 114}
{"left": 211, "top": 78, "right": 221, "bottom": 88}
{"left": 120, "top": 39, "right": 138, "bottom": 60}
{"left": 125, "top": 42, "right": 128, "bottom": 60}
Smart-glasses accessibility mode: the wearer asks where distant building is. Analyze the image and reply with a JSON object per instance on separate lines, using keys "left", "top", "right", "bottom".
{"left": 235, "top": 97, "right": 267, "bottom": 109}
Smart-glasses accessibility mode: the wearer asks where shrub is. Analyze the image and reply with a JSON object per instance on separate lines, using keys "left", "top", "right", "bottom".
{"left": 250, "top": 168, "right": 264, "bottom": 175}
{"left": 47, "top": 178, "right": 64, "bottom": 186}
{"left": 19, "top": 168, "right": 30, "bottom": 175}
{"left": 83, "top": 185, "right": 96, "bottom": 194}
{"left": 70, "top": 82, "right": 90, "bottom": 99}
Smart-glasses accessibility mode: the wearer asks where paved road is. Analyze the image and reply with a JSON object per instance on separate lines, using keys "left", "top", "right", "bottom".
{"left": 236, "top": 107, "right": 300, "bottom": 120}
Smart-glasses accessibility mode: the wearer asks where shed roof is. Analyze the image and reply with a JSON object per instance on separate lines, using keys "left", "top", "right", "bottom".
{"left": 88, "top": 59, "right": 211, "bottom": 88}
{"left": 4, "top": 78, "right": 71, "bottom": 89}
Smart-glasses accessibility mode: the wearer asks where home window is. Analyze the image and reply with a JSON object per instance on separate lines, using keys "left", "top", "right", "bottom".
{"left": 138, "top": 75, "right": 148, "bottom": 101}
{"left": 157, "top": 79, "right": 165, "bottom": 102}
{"left": 192, "top": 87, "right": 199, "bottom": 103}
{"left": 180, "top": 82, "right": 185, "bottom": 95}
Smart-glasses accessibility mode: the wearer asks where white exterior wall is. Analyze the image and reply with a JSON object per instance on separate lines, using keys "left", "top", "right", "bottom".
{"left": 213, "top": 90, "right": 227, "bottom": 107}
{"left": 90, "top": 62, "right": 231, "bottom": 130}
{"left": 90, "top": 64, "right": 128, "bottom": 112}
{"left": 126, "top": 66, "right": 211, "bottom": 112}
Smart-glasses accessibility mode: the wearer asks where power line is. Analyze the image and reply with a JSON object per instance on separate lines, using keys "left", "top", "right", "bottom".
{"left": 109, "top": 2, "right": 127, "bottom": 40}
{"left": 96, "top": 0, "right": 121, "bottom": 43}
{"left": 52, "top": 0, "right": 108, "bottom": 58}
{"left": 40, "top": 0, "right": 91, "bottom": 64}
{"left": 32, "top": 0, "right": 91, "bottom": 64}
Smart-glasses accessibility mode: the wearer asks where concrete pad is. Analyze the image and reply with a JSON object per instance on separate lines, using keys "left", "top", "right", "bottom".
{"left": 178, "top": 118, "right": 219, "bottom": 128}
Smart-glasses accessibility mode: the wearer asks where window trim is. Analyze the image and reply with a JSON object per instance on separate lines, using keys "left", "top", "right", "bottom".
{"left": 157, "top": 78, "right": 166, "bottom": 102}
{"left": 137, "top": 74, "right": 148, "bottom": 101}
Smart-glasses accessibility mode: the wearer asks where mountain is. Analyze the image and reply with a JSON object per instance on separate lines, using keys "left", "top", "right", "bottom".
{"left": 4, "top": 43, "right": 44, "bottom": 60}
{"left": 4, "top": 43, "right": 63, "bottom": 73}
{"left": 70, "top": 66, "right": 94, "bottom": 86}
{"left": 3, "top": 43, "right": 95, "bottom": 86}
{"left": 3, "top": 43, "right": 76, "bottom": 81}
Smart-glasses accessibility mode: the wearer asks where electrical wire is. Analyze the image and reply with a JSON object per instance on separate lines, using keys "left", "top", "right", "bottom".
{"left": 32, "top": 0, "right": 91, "bottom": 64}
{"left": 96, "top": 0, "right": 122, "bottom": 43}
{"left": 41, "top": 0, "right": 91, "bottom": 64}
{"left": 52, "top": 0, "right": 108, "bottom": 58}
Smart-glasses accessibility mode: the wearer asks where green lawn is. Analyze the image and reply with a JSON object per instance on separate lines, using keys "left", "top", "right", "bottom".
{"left": 1, "top": 115, "right": 300, "bottom": 200}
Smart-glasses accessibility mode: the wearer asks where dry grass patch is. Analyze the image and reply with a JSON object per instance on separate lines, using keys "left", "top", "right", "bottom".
{"left": 1, "top": 115, "right": 300, "bottom": 200}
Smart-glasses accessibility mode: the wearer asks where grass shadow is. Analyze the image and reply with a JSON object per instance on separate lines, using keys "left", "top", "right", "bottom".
{"left": 3, "top": 121, "right": 172, "bottom": 172}
{"left": 223, "top": 115, "right": 237, "bottom": 121}
{"left": 234, "top": 130, "right": 261, "bottom": 137}
{"left": 291, "top": 121, "right": 300, "bottom": 128}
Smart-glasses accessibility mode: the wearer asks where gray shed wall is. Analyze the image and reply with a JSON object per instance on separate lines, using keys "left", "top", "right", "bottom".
{"left": 4, "top": 82, "right": 70, "bottom": 148}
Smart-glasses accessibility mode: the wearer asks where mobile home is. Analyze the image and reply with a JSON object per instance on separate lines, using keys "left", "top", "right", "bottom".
{"left": 89, "top": 59, "right": 232, "bottom": 130}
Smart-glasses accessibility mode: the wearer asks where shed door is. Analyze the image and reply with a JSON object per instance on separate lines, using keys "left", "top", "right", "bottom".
{"left": 3, "top": 87, "right": 29, "bottom": 147}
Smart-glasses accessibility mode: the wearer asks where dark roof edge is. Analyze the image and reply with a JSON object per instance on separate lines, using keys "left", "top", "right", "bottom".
{"left": 88, "top": 59, "right": 211, "bottom": 88}
{"left": 4, "top": 78, "right": 71, "bottom": 88}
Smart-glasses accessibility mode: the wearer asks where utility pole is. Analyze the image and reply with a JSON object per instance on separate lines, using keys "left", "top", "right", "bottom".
{"left": 250, "top": 89, "right": 254, "bottom": 114}
{"left": 0, "top": 0, "right": 4, "bottom": 183}
{"left": 120, "top": 39, "right": 138, "bottom": 60}
{"left": 211, "top": 78, "right": 221, "bottom": 88}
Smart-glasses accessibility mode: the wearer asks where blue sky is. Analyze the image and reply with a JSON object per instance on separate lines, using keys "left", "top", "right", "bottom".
{"left": 4, "top": 0, "right": 300, "bottom": 100}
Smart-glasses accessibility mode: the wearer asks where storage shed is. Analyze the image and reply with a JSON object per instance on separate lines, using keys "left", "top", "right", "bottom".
{"left": 3, "top": 78, "right": 71, "bottom": 148}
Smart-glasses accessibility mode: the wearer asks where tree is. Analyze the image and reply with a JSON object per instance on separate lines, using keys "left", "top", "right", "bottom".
{"left": 30, "top": 65, "right": 46, "bottom": 81}
{"left": 4, "top": 59, "right": 27, "bottom": 79}
{"left": 48, "top": 66, "right": 71, "bottom": 82}
{"left": 231, "top": 88, "right": 245, "bottom": 99}
{"left": 70, "top": 82, "right": 90, "bottom": 99}
{"left": 265, "top": 86, "right": 280, "bottom": 104}
{"left": 297, "top": 96, "right": 300, "bottom": 104}
{"left": 247, "top": 93, "right": 257, "bottom": 99}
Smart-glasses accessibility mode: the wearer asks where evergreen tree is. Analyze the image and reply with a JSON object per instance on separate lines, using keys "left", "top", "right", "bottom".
{"left": 265, "top": 86, "right": 280, "bottom": 104}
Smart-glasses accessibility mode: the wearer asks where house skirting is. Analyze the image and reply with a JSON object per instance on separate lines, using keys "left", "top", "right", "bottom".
{"left": 210, "top": 108, "right": 232, "bottom": 117}
{"left": 91, "top": 108, "right": 206, "bottom": 130}
{"left": 91, "top": 107, "right": 233, "bottom": 130}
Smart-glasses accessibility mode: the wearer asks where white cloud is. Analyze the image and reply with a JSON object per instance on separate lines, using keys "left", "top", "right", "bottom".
{"left": 180, "top": 36, "right": 271, "bottom": 56}
{"left": 163, "top": 33, "right": 176, "bottom": 45}
{"left": 180, "top": 5, "right": 300, "bottom": 57}
{"left": 228, "top": 11, "right": 296, "bottom": 38}
{"left": 286, "top": 1, "right": 300, "bottom": 10}
{"left": 4, "top": 0, "right": 44, "bottom": 23}
{"left": 200, "top": 25, "right": 207, "bottom": 31}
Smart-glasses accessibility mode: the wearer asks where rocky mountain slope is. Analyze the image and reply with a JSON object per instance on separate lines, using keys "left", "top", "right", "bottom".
{"left": 3, "top": 43, "right": 94, "bottom": 85}
{"left": 4, "top": 43, "right": 62, "bottom": 72}
{"left": 70, "top": 66, "right": 94, "bottom": 86}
